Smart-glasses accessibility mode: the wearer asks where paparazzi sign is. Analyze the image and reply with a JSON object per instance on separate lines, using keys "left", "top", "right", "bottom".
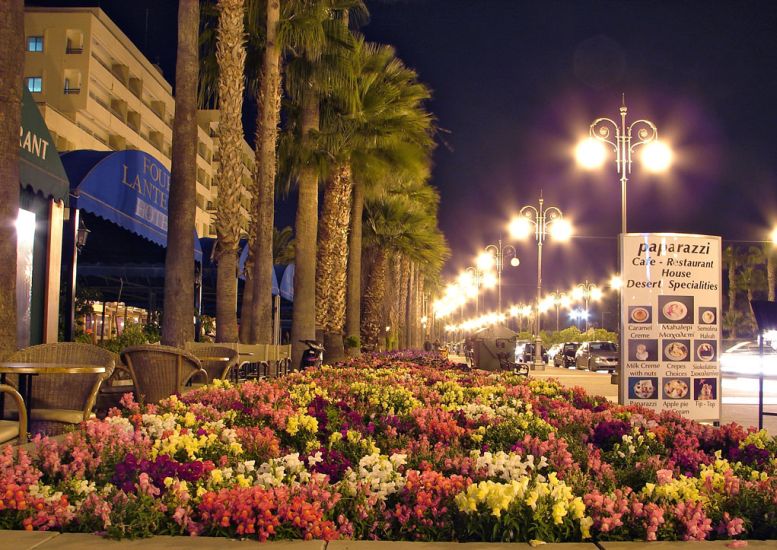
{"left": 620, "top": 233, "right": 721, "bottom": 422}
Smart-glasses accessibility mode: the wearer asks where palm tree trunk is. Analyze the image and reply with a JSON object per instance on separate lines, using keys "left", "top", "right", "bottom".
{"left": 405, "top": 262, "right": 415, "bottom": 349}
{"left": 397, "top": 256, "right": 409, "bottom": 349}
{"left": 291, "top": 90, "right": 320, "bottom": 366}
{"left": 361, "top": 248, "right": 387, "bottom": 350}
{"left": 728, "top": 253, "right": 737, "bottom": 339}
{"left": 0, "top": 1, "right": 23, "bottom": 356}
{"left": 345, "top": 181, "right": 363, "bottom": 345}
{"left": 316, "top": 163, "right": 351, "bottom": 361}
{"left": 214, "top": 0, "right": 246, "bottom": 343}
{"left": 386, "top": 255, "right": 401, "bottom": 349}
{"left": 162, "top": 0, "right": 199, "bottom": 347}
{"left": 417, "top": 274, "right": 425, "bottom": 345}
{"left": 768, "top": 248, "right": 776, "bottom": 301}
{"left": 247, "top": 0, "right": 282, "bottom": 344}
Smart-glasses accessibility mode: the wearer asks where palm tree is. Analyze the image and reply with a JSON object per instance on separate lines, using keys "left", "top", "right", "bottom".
{"left": 212, "top": 0, "right": 247, "bottom": 343}
{"left": 360, "top": 192, "right": 448, "bottom": 350}
{"left": 738, "top": 245, "right": 767, "bottom": 326}
{"left": 764, "top": 243, "right": 776, "bottom": 301}
{"left": 273, "top": 226, "right": 295, "bottom": 264}
{"left": 162, "top": 0, "right": 200, "bottom": 347}
{"left": 314, "top": 41, "right": 435, "bottom": 353}
{"left": 282, "top": 1, "right": 362, "bottom": 365}
{"left": 0, "top": 1, "right": 23, "bottom": 355}
{"left": 245, "top": 0, "right": 282, "bottom": 344}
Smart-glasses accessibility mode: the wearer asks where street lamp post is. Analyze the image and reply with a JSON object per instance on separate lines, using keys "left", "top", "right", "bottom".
{"left": 509, "top": 196, "right": 571, "bottom": 371}
{"left": 579, "top": 98, "right": 671, "bottom": 234}
{"left": 483, "top": 240, "right": 519, "bottom": 315}
{"left": 545, "top": 291, "right": 570, "bottom": 332}
{"left": 463, "top": 267, "right": 481, "bottom": 316}
{"left": 572, "top": 280, "right": 602, "bottom": 331}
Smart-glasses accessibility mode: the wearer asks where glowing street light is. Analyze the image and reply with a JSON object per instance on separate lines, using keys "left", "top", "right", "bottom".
{"left": 572, "top": 280, "right": 601, "bottom": 331}
{"left": 482, "top": 239, "right": 519, "bottom": 315}
{"left": 577, "top": 97, "right": 672, "bottom": 234}
{"left": 509, "top": 195, "right": 571, "bottom": 370}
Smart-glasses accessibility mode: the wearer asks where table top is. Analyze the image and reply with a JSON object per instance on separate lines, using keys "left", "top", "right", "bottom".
{"left": 0, "top": 362, "right": 106, "bottom": 375}
{"left": 197, "top": 356, "right": 233, "bottom": 362}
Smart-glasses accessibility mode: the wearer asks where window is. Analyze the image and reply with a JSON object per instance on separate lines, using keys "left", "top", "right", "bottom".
{"left": 26, "top": 36, "right": 43, "bottom": 52}
{"left": 26, "top": 77, "right": 42, "bottom": 93}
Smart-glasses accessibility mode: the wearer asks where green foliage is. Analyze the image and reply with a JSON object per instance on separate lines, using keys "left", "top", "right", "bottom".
{"left": 98, "top": 323, "right": 157, "bottom": 354}
{"left": 344, "top": 334, "right": 360, "bottom": 348}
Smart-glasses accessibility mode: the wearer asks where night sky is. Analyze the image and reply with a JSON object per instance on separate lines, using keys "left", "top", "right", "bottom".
{"left": 27, "top": 0, "right": 777, "bottom": 310}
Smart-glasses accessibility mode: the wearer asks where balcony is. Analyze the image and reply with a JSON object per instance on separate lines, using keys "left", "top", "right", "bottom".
{"left": 65, "top": 47, "right": 83, "bottom": 54}
{"left": 63, "top": 87, "right": 81, "bottom": 95}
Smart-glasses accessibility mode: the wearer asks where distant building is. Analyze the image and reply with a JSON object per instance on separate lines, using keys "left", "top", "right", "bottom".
{"left": 23, "top": 6, "right": 254, "bottom": 239}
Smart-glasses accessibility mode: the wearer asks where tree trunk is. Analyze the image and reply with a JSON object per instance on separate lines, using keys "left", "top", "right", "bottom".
{"left": 397, "top": 256, "right": 409, "bottom": 349}
{"left": 387, "top": 255, "right": 401, "bottom": 349}
{"left": 728, "top": 253, "right": 737, "bottom": 339}
{"left": 214, "top": 0, "right": 246, "bottom": 343}
{"left": 0, "top": 1, "right": 23, "bottom": 356}
{"left": 316, "top": 163, "right": 351, "bottom": 362}
{"left": 345, "top": 181, "right": 364, "bottom": 345}
{"left": 248, "top": 0, "right": 282, "bottom": 344}
{"left": 290, "top": 90, "right": 320, "bottom": 366}
{"left": 406, "top": 262, "right": 416, "bottom": 349}
{"left": 768, "top": 248, "right": 776, "bottom": 301}
{"left": 417, "top": 275, "right": 425, "bottom": 345}
{"left": 361, "top": 248, "right": 387, "bottom": 350}
{"left": 162, "top": 0, "right": 199, "bottom": 347}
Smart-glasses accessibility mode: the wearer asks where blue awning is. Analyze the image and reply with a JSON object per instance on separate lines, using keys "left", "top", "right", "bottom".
{"left": 280, "top": 263, "right": 294, "bottom": 302}
{"left": 61, "top": 150, "right": 202, "bottom": 262}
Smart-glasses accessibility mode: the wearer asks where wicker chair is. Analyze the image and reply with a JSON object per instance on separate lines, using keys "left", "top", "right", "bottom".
{"left": 120, "top": 345, "right": 207, "bottom": 405}
{"left": 0, "top": 384, "right": 27, "bottom": 445}
{"left": 3, "top": 343, "right": 115, "bottom": 435}
{"left": 186, "top": 345, "right": 239, "bottom": 382}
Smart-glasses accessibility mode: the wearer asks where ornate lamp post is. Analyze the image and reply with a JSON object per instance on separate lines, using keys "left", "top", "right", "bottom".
{"left": 509, "top": 196, "right": 572, "bottom": 370}
{"left": 481, "top": 240, "right": 519, "bottom": 315}
{"left": 571, "top": 280, "right": 602, "bottom": 331}
{"left": 544, "top": 291, "right": 570, "bottom": 332}
{"left": 577, "top": 98, "right": 672, "bottom": 234}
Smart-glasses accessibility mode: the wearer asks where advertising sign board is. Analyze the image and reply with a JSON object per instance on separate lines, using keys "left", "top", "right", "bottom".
{"left": 620, "top": 233, "right": 721, "bottom": 421}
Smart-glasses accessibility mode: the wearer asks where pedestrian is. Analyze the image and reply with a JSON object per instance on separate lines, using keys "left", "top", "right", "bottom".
{"left": 424, "top": 340, "right": 432, "bottom": 352}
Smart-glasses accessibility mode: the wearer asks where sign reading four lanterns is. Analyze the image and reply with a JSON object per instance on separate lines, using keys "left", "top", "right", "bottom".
{"left": 620, "top": 233, "right": 721, "bottom": 422}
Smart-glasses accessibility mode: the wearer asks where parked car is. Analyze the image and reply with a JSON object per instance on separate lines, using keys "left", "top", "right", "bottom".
{"left": 546, "top": 343, "right": 563, "bottom": 365}
{"left": 554, "top": 342, "right": 581, "bottom": 368}
{"left": 517, "top": 342, "right": 548, "bottom": 365}
{"left": 575, "top": 341, "right": 619, "bottom": 372}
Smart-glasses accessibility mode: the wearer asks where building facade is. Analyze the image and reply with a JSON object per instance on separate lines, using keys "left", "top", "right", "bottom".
{"left": 23, "top": 7, "right": 254, "bottom": 239}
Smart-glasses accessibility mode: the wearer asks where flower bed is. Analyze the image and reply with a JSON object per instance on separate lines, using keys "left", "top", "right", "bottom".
{"left": 1, "top": 351, "right": 777, "bottom": 542}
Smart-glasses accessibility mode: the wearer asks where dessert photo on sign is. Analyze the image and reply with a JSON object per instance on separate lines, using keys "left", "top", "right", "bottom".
{"left": 694, "top": 378, "right": 718, "bottom": 400}
{"left": 662, "top": 340, "right": 691, "bottom": 362}
{"left": 663, "top": 377, "right": 691, "bottom": 400}
{"left": 628, "top": 339, "right": 658, "bottom": 361}
{"left": 629, "top": 377, "right": 658, "bottom": 400}
{"left": 629, "top": 305, "right": 652, "bottom": 324}
{"left": 694, "top": 340, "right": 717, "bottom": 362}
{"left": 698, "top": 306, "right": 717, "bottom": 325}
{"left": 658, "top": 295, "right": 694, "bottom": 324}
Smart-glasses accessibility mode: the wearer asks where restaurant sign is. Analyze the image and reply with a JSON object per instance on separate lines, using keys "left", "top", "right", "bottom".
{"left": 620, "top": 233, "right": 721, "bottom": 422}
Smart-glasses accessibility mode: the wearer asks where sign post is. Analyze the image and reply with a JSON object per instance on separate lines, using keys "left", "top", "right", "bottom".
{"left": 619, "top": 233, "right": 721, "bottom": 422}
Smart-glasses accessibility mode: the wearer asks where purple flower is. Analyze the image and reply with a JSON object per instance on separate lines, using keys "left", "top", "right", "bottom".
{"left": 591, "top": 420, "right": 631, "bottom": 451}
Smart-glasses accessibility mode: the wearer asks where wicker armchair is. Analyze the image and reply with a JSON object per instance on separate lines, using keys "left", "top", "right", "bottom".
{"left": 3, "top": 343, "right": 115, "bottom": 434}
{"left": 0, "top": 384, "right": 27, "bottom": 445}
{"left": 120, "top": 345, "right": 207, "bottom": 405}
{"left": 186, "top": 345, "right": 238, "bottom": 382}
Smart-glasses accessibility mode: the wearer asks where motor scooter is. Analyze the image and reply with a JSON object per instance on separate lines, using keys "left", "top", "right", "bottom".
{"left": 299, "top": 340, "right": 324, "bottom": 370}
